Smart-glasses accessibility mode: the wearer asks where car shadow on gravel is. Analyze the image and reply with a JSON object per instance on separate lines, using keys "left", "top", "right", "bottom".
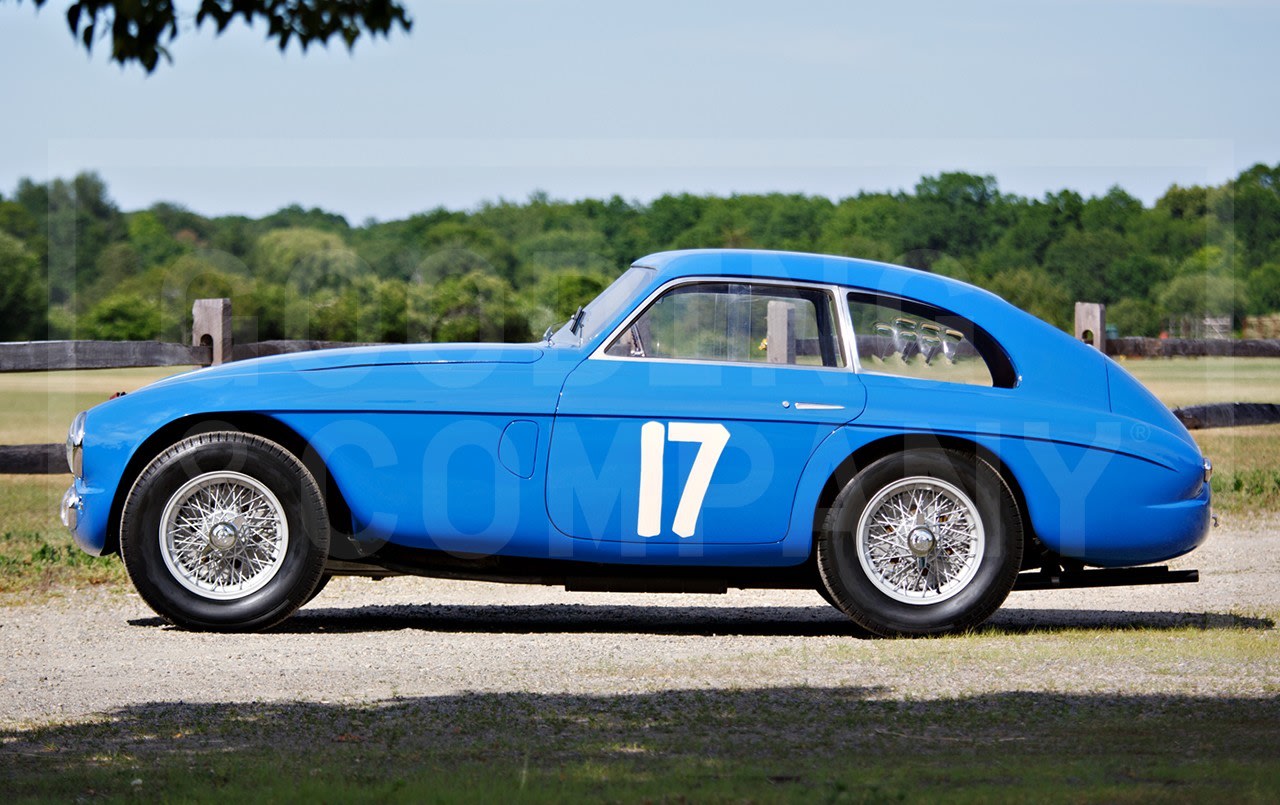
{"left": 127, "top": 604, "right": 1275, "bottom": 636}
{"left": 132, "top": 604, "right": 866, "bottom": 636}
{"left": 4, "top": 688, "right": 1279, "bottom": 801}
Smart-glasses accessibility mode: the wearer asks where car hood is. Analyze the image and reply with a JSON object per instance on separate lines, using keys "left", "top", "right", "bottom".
{"left": 150, "top": 342, "right": 546, "bottom": 387}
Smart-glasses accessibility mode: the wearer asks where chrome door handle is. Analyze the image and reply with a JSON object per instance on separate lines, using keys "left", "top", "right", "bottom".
{"left": 793, "top": 402, "right": 845, "bottom": 411}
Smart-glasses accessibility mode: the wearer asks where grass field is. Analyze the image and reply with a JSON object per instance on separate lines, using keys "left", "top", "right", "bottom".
{"left": 0, "top": 358, "right": 1277, "bottom": 596}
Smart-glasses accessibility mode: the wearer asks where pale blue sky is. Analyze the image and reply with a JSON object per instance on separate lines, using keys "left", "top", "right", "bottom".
{"left": 2, "top": 0, "right": 1277, "bottom": 221}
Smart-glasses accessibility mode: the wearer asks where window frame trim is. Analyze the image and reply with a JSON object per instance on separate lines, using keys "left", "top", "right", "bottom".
{"left": 589, "top": 275, "right": 855, "bottom": 373}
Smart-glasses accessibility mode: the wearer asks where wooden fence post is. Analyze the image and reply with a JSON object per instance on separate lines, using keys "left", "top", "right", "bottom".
{"left": 192, "top": 298, "right": 232, "bottom": 366}
{"left": 1075, "top": 302, "right": 1106, "bottom": 352}
{"left": 767, "top": 300, "right": 796, "bottom": 364}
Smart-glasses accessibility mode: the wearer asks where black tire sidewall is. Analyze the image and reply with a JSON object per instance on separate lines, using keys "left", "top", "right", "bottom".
{"left": 819, "top": 450, "right": 1021, "bottom": 636}
{"left": 121, "top": 434, "right": 328, "bottom": 631}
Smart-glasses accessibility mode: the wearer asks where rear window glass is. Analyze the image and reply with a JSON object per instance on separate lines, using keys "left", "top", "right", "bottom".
{"left": 848, "top": 293, "right": 1015, "bottom": 388}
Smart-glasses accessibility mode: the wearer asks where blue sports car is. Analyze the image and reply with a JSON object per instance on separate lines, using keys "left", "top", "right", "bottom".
{"left": 61, "top": 249, "right": 1213, "bottom": 635}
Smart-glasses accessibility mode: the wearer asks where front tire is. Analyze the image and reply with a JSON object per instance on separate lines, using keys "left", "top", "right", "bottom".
{"left": 816, "top": 449, "right": 1022, "bottom": 637}
{"left": 120, "top": 432, "right": 329, "bottom": 632}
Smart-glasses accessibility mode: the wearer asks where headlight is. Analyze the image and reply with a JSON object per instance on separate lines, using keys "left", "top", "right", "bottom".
{"left": 1203, "top": 457, "right": 1213, "bottom": 484}
{"left": 66, "top": 411, "right": 86, "bottom": 478}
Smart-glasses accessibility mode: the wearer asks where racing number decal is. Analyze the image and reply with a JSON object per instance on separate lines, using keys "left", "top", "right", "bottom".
{"left": 637, "top": 421, "right": 730, "bottom": 538}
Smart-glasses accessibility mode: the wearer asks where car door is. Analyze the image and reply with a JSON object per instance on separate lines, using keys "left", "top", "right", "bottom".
{"left": 545, "top": 279, "right": 866, "bottom": 546}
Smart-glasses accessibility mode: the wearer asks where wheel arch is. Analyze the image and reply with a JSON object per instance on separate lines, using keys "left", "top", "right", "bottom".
{"left": 807, "top": 432, "right": 1040, "bottom": 568}
{"left": 104, "top": 412, "right": 353, "bottom": 557}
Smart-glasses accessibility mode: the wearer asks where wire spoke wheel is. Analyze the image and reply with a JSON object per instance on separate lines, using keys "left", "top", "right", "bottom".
{"left": 855, "top": 476, "right": 984, "bottom": 605}
{"left": 816, "top": 449, "right": 1023, "bottom": 636}
{"left": 122, "top": 432, "right": 329, "bottom": 631}
{"left": 158, "top": 470, "right": 290, "bottom": 600}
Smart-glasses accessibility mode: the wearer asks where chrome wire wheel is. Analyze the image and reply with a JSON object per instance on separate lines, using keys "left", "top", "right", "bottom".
{"left": 158, "top": 470, "right": 290, "bottom": 600}
{"left": 855, "top": 475, "right": 984, "bottom": 605}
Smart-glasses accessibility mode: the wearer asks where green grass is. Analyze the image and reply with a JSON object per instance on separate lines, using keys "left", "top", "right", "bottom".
{"left": 1190, "top": 424, "right": 1280, "bottom": 512}
{"left": 3, "top": 684, "right": 1277, "bottom": 802}
{"left": 0, "top": 476, "right": 125, "bottom": 595}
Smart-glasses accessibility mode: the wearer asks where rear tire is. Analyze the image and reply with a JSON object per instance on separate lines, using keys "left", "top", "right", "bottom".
{"left": 816, "top": 449, "right": 1022, "bottom": 636}
{"left": 305, "top": 573, "right": 333, "bottom": 605}
{"left": 120, "top": 432, "right": 329, "bottom": 632}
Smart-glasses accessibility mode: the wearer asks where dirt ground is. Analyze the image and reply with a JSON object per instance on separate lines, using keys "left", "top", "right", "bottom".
{"left": 1, "top": 512, "right": 1276, "bottom": 729}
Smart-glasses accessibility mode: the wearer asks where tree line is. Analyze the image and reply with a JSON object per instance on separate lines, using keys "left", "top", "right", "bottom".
{"left": 1, "top": 166, "right": 1278, "bottom": 346}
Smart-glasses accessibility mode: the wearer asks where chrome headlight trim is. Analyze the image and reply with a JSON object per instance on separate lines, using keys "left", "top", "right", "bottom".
{"left": 1203, "top": 457, "right": 1213, "bottom": 484}
{"left": 66, "top": 410, "right": 86, "bottom": 478}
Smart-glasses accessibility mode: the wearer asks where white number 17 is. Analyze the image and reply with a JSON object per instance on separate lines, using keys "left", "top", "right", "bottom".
{"left": 637, "top": 421, "right": 730, "bottom": 538}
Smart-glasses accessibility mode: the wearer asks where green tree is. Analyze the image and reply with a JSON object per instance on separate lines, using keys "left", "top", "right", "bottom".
{"left": 1234, "top": 164, "right": 1280, "bottom": 268}
{"left": 1081, "top": 186, "right": 1143, "bottom": 234}
{"left": 81, "top": 292, "right": 161, "bottom": 340}
{"left": 148, "top": 202, "right": 212, "bottom": 244}
{"left": 985, "top": 268, "right": 1071, "bottom": 330}
{"left": 416, "top": 222, "right": 518, "bottom": 285}
{"left": 352, "top": 207, "right": 462, "bottom": 280}
{"left": 1139, "top": 184, "right": 1211, "bottom": 261}
{"left": 1042, "top": 229, "right": 1133, "bottom": 304}
{"left": 89, "top": 242, "right": 141, "bottom": 303}
{"left": 261, "top": 204, "right": 350, "bottom": 234}
{"left": 529, "top": 271, "right": 608, "bottom": 332}
{"left": 128, "top": 210, "right": 186, "bottom": 269}
{"left": 252, "top": 227, "right": 362, "bottom": 293}
{"left": 515, "top": 229, "right": 614, "bottom": 274}
{"left": 1158, "top": 274, "right": 1245, "bottom": 329}
{"left": 207, "top": 215, "right": 257, "bottom": 260}
{"left": 574, "top": 195, "right": 649, "bottom": 264}
{"left": 1173, "top": 245, "right": 1232, "bottom": 278}
{"left": 901, "top": 173, "right": 1009, "bottom": 267}
{"left": 979, "top": 190, "right": 1082, "bottom": 276}
{"left": 646, "top": 194, "right": 706, "bottom": 247}
{"left": 150, "top": 254, "right": 248, "bottom": 340}
{"left": 19, "top": 173, "right": 124, "bottom": 304}
{"left": 14, "top": 0, "right": 411, "bottom": 72}
{"left": 237, "top": 281, "right": 291, "bottom": 341}
{"left": 1107, "top": 297, "right": 1163, "bottom": 337}
{"left": 409, "top": 271, "right": 530, "bottom": 343}
{"left": 0, "top": 199, "right": 39, "bottom": 244}
{"left": 0, "top": 232, "right": 46, "bottom": 339}
{"left": 306, "top": 277, "right": 409, "bottom": 342}
{"left": 1246, "top": 263, "right": 1280, "bottom": 315}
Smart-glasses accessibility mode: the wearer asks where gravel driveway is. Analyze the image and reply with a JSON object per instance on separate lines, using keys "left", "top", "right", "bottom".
{"left": 2, "top": 513, "right": 1276, "bottom": 729}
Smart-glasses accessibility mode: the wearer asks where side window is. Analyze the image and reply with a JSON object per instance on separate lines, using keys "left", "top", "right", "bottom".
{"left": 605, "top": 282, "right": 846, "bottom": 368}
{"left": 848, "top": 293, "right": 1010, "bottom": 388}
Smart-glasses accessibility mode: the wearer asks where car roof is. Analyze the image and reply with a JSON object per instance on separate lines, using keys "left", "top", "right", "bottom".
{"left": 631, "top": 249, "right": 1005, "bottom": 309}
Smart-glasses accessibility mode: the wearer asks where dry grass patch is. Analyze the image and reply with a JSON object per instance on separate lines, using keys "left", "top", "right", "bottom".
{"left": 1123, "top": 356, "right": 1280, "bottom": 408}
{"left": 0, "top": 367, "right": 190, "bottom": 444}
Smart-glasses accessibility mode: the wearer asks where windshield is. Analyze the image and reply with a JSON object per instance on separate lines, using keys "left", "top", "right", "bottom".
{"left": 548, "top": 266, "right": 655, "bottom": 347}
